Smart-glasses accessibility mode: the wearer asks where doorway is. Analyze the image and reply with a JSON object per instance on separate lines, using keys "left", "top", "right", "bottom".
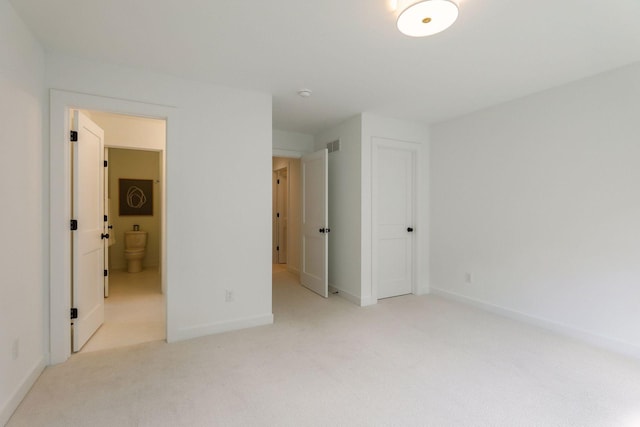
{"left": 79, "top": 143, "right": 166, "bottom": 353}
{"left": 49, "top": 89, "right": 173, "bottom": 364}
{"left": 273, "top": 167, "right": 288, "bottom": 264}
{"left": 272, "top": 151, "right": 329, "bottom": 299}
{"left": 272, "top": 157, "right": 302, "bottom": 276}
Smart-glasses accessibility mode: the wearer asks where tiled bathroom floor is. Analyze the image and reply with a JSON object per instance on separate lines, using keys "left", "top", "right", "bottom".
{"left": 79, "top": 267, "right": 165, "bottom": 353}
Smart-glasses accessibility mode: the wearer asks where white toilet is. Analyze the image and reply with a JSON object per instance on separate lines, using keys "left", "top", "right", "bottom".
{"left": 124, "top": 230, "right": 148, "bottom": 273}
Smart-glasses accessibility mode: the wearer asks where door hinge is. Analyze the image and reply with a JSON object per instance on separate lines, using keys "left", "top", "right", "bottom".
{"left": 276, "top": 246, "right": 279, "bottom": 251}
{"left": 104, "top": 160, "right": 108, "bottom": 167}
{"left": 70, "top": 131, "right": 78, "bottom": 142}
{"left": 277, "top": 212, "right": 280, "bottom": 218}
{"left": 277, "top": 179, "right": 280, "bottom": 184}
{"left": 104, "top": 215, "right": 108, "bottom": 222}
{"left": 104, "top": 269, "right": 108, "bottom": 277}
{"left": 70, "top": 219, "right": 78, "bottom": 230}
{"left": 70, "top": 308, "right": 78, "bottom": 320}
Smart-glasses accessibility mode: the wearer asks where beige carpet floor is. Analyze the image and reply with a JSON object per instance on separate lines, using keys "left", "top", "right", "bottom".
{"left": 80, "top": 267, "right": 165, "bottom": 353}
{"left": 8, "top": 269, "right": 640, "bottom": 426}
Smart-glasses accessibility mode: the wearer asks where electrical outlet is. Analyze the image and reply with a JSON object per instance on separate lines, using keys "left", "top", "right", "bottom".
{"left": 465, "top": 272, "right": 473, "bottom": 284}
{"left": 12, "top": 338, "right": 19, "bottom": 360}
{"left": 225, "top": 290, "right": 234, "bottom": 302}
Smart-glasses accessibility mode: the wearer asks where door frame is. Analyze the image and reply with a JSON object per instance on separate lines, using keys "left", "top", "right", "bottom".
{"left": 272, "top": 152, "right": 304, "bottom": 277}
{"left": 273, "top": 166, "right": 288, "bottom": 264}
{"left": 371, "top": 137, "right": 420, "bottom": 301}
{"left": 49, "top": 89, "right": 175, "bottom": 364}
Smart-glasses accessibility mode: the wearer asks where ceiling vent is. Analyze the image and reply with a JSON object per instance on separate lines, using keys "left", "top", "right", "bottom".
{"left": 326, "top": 139, "right": 340, "bottom": 153}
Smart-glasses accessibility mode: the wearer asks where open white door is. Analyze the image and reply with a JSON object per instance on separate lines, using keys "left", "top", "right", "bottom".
{"left": 103, "top": 147, "right": 110, "bottom": 297}
{"left": 301, "top": 149, "right": 329, "bottom": 297}
{"left": 72, "top": 110, "right": 106, "bottom": 352}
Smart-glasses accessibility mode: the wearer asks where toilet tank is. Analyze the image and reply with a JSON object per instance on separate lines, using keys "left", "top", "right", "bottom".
{"left": 124, "top": 231, "right": 148, "bottom": 249}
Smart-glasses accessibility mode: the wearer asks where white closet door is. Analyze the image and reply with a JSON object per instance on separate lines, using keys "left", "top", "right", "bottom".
{"left": 373, "top": 138, "right": 416, "bottom": 299}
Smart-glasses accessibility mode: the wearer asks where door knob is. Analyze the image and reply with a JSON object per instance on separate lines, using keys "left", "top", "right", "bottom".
{"left": 319, "top": 228, "right": 325, "bottom": 233}
{"left": 101, "top": 233, "right": 110, "bottom": 239}
{"left": 407, "top": 227, "right": 414, "bottom": 232}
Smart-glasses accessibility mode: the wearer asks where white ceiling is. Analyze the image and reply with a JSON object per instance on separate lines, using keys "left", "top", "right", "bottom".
{"left": 10, "top": 0, "right": 640, "bottom": 134}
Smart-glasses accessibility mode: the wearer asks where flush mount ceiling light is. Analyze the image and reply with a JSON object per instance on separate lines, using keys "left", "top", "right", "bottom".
{"left": 396, "top": 0, "right": 459, "bottom": 37}
{"left": 297, "top": 89, "right": 312, "bottom": 98}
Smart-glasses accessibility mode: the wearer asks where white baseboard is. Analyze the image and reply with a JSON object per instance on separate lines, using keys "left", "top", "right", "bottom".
{"left": 414, "top": 285, "right": 429, "bottom": 296}
{"left": 169, "top": 313, "right": 274, "bottom": 343}
{"left": 328, "top": 284, "right": 356, "bottom": 305}
{"left": 286, "top": 266, "right": 300, "bottom": 277}
{"left": 1, "top": 357, "right": 45, "bottom": 426}
{"left": 431, "top": 287, "right": 640, "bottom": 360}
{"left": 328, "top": 285, "right": 377, "bottom": 307}
{"left": 360, "top": 296, "right": 377, "bottom": 307}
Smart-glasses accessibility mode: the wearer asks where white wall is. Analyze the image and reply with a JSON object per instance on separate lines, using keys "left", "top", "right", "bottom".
{"left": 90, "top": 111, "right": 166, "bottom": 151}
{"left": 430, "top": 62, "right": 640, "bottom": 357}
{"left": 315, "top": 116, "right": 363, "bottom": 302}
{"left": 0, "top": 0, "right": 46, "bottom": 424}
{"left": 273, "top": 129, "right": 314, "bottom": 156}
{"left": 46, "top": 53, "right": 274, "bottom": 344}
{"left": 361, "top": 113, "right": 430, "bottom": 303}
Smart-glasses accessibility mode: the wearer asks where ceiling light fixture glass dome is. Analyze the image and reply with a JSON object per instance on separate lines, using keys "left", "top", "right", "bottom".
{"left": 396, "top": 0, "right": 459, "bottom": 37}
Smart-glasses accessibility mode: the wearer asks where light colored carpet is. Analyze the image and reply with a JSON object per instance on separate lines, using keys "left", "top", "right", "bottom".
{"left": 80, "top": 267, "right": 165, "bottom": 353}
{"left": 8, "top": 270, "right": 640, "bottom": 426}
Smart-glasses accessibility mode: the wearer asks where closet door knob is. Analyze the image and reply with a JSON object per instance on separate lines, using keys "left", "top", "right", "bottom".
{"left": 407, "top": 227, "right": 414, "bottom": 232}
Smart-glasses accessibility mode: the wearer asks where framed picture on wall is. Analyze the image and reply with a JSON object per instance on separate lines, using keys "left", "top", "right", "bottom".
{"left": 119, "top": 179, "right": 153, "bottom": 216}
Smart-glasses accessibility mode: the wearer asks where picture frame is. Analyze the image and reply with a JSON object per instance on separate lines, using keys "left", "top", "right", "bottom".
{"left": 119, "top": 178, "right": 153, "bottom": 216}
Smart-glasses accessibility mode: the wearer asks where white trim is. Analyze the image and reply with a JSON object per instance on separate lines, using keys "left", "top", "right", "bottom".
{"left": 272, "top": 149, "right": 304, "bottom": 158}
{"left": 360, "top": 295, "right": 378, "bottom": 307}
{"left": 0, "top": 357, "right": 45, "bottom": 426}
{"left": 329, "top": 284, "right": 377, "bottom": 307}
{"left": 49, "top": 89, "right": 175, "bottom": 364}
{"left": 431, "top": 287, "right": 640, "bottom": 360}
{"left": 170, "top": 314, "right": 274, "bottom": 342}
{"left": 371, "top": 137, "right": 421, "bottom": 302}
{"left": 329, "top": 285, "right": 358, "bottom": 305}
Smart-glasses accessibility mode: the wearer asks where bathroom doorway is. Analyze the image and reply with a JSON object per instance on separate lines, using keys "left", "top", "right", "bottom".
{"left": 76, "top": 111, "right": 166, "bottom": 353}
{"left": 50, "top": 90, "right": 174, "bottom": 364}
